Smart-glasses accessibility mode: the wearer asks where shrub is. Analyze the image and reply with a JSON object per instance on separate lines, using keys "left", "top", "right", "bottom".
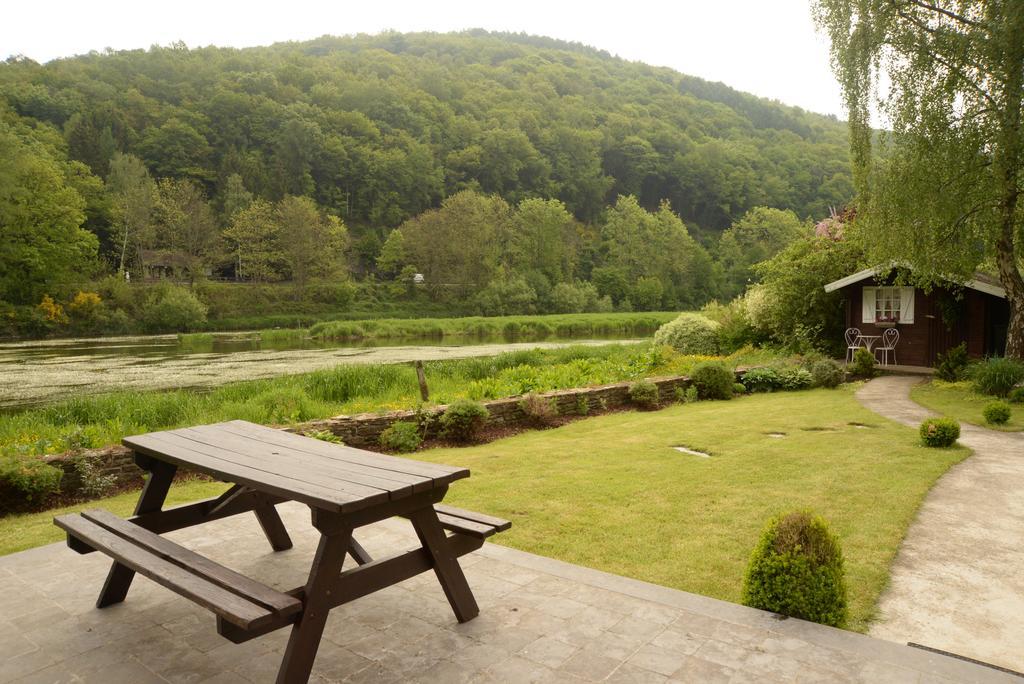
{"left": 701, "top": 299, "right": 758, "bottom": 353}
{"left": 742, "top": 511, "right": 848, "bottom": 628}
{"left": 690, "top": 362, "right": 734, "bottom": 400}
{"left": 850, "top": 348, "right": 877, "bottom": 378}
{"left": 652, "top": 313, "right": 721, "bottom": 355}
{"left": 628, "top": 380, "right": 660, "bottom": 409}
{"left": 141, "top": 285, "right": 208, "bottom": 332}
{"left": 804, "top": 357, "right": 844, "bottom": 389}
{"left": 0, "top": 456, "right": 63, "bottom": 508}
{"left": 439, "top": 399, "right": 490, "bottom": 442}
{"left": 733, "top": 382, "right": 747, "bottom": 395}
{"left": 779, "top": 367, "right": 814, "bottom": 390}
{"left": 742, "top": 367, "right": 781, "bottom": 393}
{"left": 934, "top": 343, "right": 968, "bottom": 382}
{"left": 919, "top": 418, "right": 960, "bottom": 447}
{"left": 1008, "top": 386, "right": 1024, "bottom": 404}
{"left": 379, "top": 421, "right": 423, "bottom": 452}
{"left": 519, "top": 393, "right": 559, "bottom": 426}
{"left": 306, "top": 430, "right": 343, "bottom": 444}
{"left": 575, "top": 395, "right": 591, "bottom": 415}
{"left": 971, "top": 357, "right": 1024, "bottom": 397}
{"left": 983, "top": 401, "right": 1011, "bottom": 425}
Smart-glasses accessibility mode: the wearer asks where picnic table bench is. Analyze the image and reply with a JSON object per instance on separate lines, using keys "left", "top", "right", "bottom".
{"left": 53, "top": 420, "right": 509, "bottom": 683}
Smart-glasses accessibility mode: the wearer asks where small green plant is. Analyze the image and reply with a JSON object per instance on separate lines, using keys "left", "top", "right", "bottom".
{"left": 519, "top": 392, "right": 559, "bottom": 426}
{"left": 682, "top": 386, "right": 699, "bottom": 403}
{"left": 742, "top": 510, "right": 848, "bottom": 628}
{"left": 1008, "top": 386, "right": 1024, "bottom": 404}
{"left": 741, "top": 367, "right": 781, "bottom": 393}
{"left": 439, "top": 399, "right": 490, "bottom": 442}
{"left": 0, "top": 456, "right": 63, "bottom": 508}
{"left": 306, "top": 429, "right": 344, "bottom": 444}
{"left": 934, "top": 343, "right": 968, "bottom": 382}
{"left": 983, "top": 401, "right": 1011, "bottom": 425}
{"left": 971, "top": 357, "right": 1024, "bottom": 397}
{"left": 628, "top": 380, "right": 660, "bottom": 409}
{"left": 379, "top": 421, "right": 423, "bottom": 452}
{"left": 598, "top": 397, "right": 609, "bottom": 411}
{"left": 778, "top": 367, "right": 814, "bottom": 390}
{"left": 850, "top": 348, "right": 877, "bottom": 378}
{"left": 733, "top": 382, "right": 747, "bottom": 395}
{"left": 919, "top": 417, "right": 960, "bottom": 447}
{"left": 575, "top": 395, "right": 590, "bottom": 415}
{"left": 72, "top": 456, "right": 117, "bottom": 499}
{"left": 690, "top": 362, "right": 735, "bottom": 400}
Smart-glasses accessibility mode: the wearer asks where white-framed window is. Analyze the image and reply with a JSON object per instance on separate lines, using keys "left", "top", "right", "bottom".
{"left": 862, "top": 286, "right": 915, "bottom": 324}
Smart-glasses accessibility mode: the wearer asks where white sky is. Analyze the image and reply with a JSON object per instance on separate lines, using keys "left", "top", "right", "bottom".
{"left": 2, "top": 0, "right": 847, "bottom": 119}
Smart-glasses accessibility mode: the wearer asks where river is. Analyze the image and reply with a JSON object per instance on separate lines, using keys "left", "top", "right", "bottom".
{"left": 0, "top": 332, "right": 642, "bottom": 409}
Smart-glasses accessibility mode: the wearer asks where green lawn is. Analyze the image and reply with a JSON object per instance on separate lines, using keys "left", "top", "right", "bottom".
{"left": 911, "top": 379, "right": 1024, "bottom": 431}
{"left": 0, "top": 387, "right": 965, "bottom": 633}
{"left": 417, "top": 386, "right": 966, "bottom": 632}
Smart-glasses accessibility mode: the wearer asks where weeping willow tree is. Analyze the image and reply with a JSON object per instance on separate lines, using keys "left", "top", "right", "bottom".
{"left": 814, "top": 1, "right": 1024, "bottom": 357}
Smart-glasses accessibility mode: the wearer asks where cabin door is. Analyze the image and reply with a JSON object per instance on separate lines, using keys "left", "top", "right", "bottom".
{"left": 925, "top": 295, "right": 967, "bottom": 366}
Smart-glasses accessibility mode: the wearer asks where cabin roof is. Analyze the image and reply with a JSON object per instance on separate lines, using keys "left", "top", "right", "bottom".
{"left": 823, "top": 265, "right": 1005, "bottom": 299}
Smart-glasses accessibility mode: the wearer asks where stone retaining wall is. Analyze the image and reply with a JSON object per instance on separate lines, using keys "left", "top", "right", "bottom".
{"left": 43, "top": 374, "right": 696, "bottom": 500}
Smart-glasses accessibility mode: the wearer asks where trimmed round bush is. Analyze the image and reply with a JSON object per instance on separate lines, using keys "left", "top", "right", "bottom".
{"left": 379, "top": 421, "right": 422, "bottom": 452}
{"left": 733, "top": 382, "right": 747, "bottom": 395}
{"left": 919, "top": 417, "right": 960, "bottom": 447}
{"left": 807, "top": 359, "right": 844, "bottom": 389}
{"left": 439, "top": 399, "right": 490, "bottom": 442}
{"left": 141, "top": 285, "right": 208, "bottom": 333}
{"left": 971, "top": 357, "right": 1024, "bottom": 397}
{"left": 628, "top": 380, "right": 659, "bottom": 409}
{"left": 653, "top": 314, "right": 721, "bottom": 355}
{"left": 689, "top": 362, "right": 734, "bottom": 400}
{"left": 850, "top": 348, "right": 876, "bottom": 378}
{"left": 742, "top": 511, "right": 848, "bottom": 627}
{"left": 983, "top": 401, "right": 1011, "bottom": 425}
{"left": 1008, "top": 386, "right": 1024, "bottom": 404}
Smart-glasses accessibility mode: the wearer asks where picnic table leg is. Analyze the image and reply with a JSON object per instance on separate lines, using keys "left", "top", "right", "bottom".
{"left": 253, "top": 503, "right": 293, "bottom": 552}
{"left": 347, "top": 536, "right": 372, "bottom": 565}
{"left": 408, "top": 506, "right": 479, "bottom": 623}
{"left": 96, "top": 456, "right": 177, "bottom": 608}
{"left": 276, "top": 511, "right": 351, "bottom": 684}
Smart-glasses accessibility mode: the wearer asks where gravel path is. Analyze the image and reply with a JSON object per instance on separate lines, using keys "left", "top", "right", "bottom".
{"left": 856, "top": 375, "right": 1024, "bottom": 673}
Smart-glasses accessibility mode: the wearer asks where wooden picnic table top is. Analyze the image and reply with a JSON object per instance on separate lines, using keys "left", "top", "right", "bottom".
{"left": 122, "top": 420, "right": 469, "bottom": 514}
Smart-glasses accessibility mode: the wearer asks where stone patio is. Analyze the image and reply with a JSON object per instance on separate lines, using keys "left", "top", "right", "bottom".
{"left": 0, "top": 502, "right": 1017, "bottom": 683}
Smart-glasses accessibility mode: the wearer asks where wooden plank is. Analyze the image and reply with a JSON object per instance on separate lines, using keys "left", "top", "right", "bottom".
{"left": 54, "top": 515, "right": 275, "bottom": 630}
{"left": 220, "top": 420, "right": 468, "bottom": 482}
{"left": 138, "top": 431, "right": 389, "bottom": 503}
{"left": 434, "top": 504, "right": 511, "bottom": 532}
{"left": 435, "top": 513, "right": 497, "bottom": 539}
{"left": 81, "top": 509, "right": 301, "bottom": 617}
{"left": 174, "top": 426, "right": 419, "bottom": 497}
{"left": 124, "top": 432, "right": 381, "bottom": 512}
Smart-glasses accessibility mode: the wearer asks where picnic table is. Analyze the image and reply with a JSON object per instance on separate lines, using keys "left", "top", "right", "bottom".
{"left": 54, "top": 420, "right": 509, "bottom": 683}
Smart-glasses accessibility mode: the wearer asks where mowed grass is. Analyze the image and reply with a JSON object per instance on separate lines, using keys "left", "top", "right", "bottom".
{"left": 415, "top": 386, "right": 967, "bottom": 632}
{"left": 0, "top": 479, "right": 230, "bottom": 557}
{"left": 911, "top": 379, "right": 1024, "bottom": 431}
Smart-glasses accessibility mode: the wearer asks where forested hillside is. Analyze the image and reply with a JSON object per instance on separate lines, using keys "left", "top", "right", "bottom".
{"left": 0, "top": 30, "right": 853, "bottom": 336}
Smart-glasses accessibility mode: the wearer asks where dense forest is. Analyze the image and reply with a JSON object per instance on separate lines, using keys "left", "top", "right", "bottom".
{"left": 0, "top": 30, "right": 853, "bottom": 336}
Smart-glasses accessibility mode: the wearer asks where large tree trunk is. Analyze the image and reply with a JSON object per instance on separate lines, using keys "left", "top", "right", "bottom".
{"left": 995, "top": 229, "right": 1024, "bottom": 359}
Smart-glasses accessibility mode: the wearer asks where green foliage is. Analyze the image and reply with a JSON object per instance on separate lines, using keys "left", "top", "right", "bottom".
{"left": 919, "top": 418, "right": 960, "bottom": 448}
{"left": 742, "top": 511, "right": 848, "bottom": 627}
{"left": 741, "top": 367, "right": 782, "bottom": 393}
{"left": 305, "top": 430, "right": 343, "bottom": 444}
{"left": 379, "top": 421, "right": 423, "bottom": 453}
{"left": 1008, "top": 387, "right": 1024, "bottom": 404}
{"left": 0, "top": 457, "right": 63, "bottom": 510}
{"left": 628, "top": 380, "right": 660, "bottom": 409}
{"left": 140, "top": 285, "right": 208, "bottom": 333}
{"left": 518, "top": 393, "right": 559, "bottom": 426}
{"left": 934, "top": 343, "right": 968, "bottom": 382}
{"left": 439, "top": 399, "right": 490, "bottom": 442}
{"left": 718, "top": 207, "right": 809, "bottom": 300}
{"left": 733, "top": 382, "right": 748, "bottom": 395}
{"left": 653, "top": 314, "right": 721, "bottom": 355}
{"left": 689, "top": 362, "right": 734, "bottom": 400}
{"left": 983, "top": 401, "right": 1011, "bottom": 426}
{"left": 700, "top": 299, "right": 759, "bottom": 353}
{"left": 850, "top": 348, "right": 877, "bottom": 378}
{"left": 970, "top": 358, "right": 1024, "bottom": 398}
{"left": 803, "top": 356, "right": 844, "bottom": 389}
{"left": 741, "top": 363, "right": 818, "bottom": 392}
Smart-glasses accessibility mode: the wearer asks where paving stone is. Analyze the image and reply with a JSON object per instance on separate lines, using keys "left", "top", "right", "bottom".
{"left": 667, "top": 655, "right": 736, "bottom": 682}
{"left": 626, "top": 644, "right": 692, "bottom": 676}
{"left": 558, "top": 649, "right": 624, "bottom": 681}
{"left": 481, "top": 654, "right": 556, "bottom": 683}
{"left": 606, "top": 662, "right": 671, "bottom": 683}
{"left": 518, "top": 635, "right": 580, "bottom": 668}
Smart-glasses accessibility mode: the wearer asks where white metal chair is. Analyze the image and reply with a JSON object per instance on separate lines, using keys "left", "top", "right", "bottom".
{"left": 876, "top": 327, "right": 899, "bottom": 366}
{"left": 845, "top": 327, "right": 861, "bottom": 363}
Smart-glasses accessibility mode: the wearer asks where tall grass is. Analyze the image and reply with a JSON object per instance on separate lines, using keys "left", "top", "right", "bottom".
{"left": 1, "top": 343, "right": 778, "bottom": 460}
{"left": 308, "top": 312, "right": 677, "bottom": 341}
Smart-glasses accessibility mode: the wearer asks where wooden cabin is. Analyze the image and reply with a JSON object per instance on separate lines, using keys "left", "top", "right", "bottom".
{"left": 823, "top": 267, "right": 1009, "bottom": 367}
